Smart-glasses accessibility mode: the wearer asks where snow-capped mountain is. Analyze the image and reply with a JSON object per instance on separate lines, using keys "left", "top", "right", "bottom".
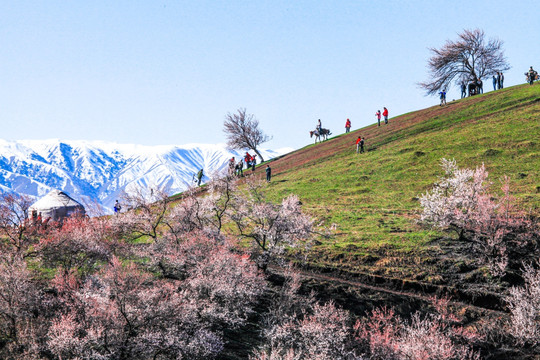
{"left": 0, "top": 139, "right": 292, "bottom": 212}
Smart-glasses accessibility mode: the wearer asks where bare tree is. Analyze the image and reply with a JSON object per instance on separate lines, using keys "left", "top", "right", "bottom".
{"left": 419, "top": 29, "right": 510, "bottom": 95}
{"left": 224, "top": 108, "right": 271, "bottom": 162}
{"left": 0, "top": 193, "right": 40, "bottom": 255}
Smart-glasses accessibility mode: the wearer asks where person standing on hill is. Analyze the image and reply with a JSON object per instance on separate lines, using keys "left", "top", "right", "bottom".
{"left": 237, "top": 160, "right": 244, "bottom": 177}
{"left": 497, "top": 72, "right": 502, "bottom": 89}
{"left": 266, "top": 165, "right": 271, "bottom": 182}
{"left": 244, "top": 152, "right": 252, "bottom": 168}
{"left": 355, "top": 136, "right": 364, "bottom": 154}
{"left": 383, "top": 107, "right": 389, "bottom": 125}
{"left": 228, "top": 157, "right": 236, "bottom": 176}
{"left": 477, "top": 79, "right": 483, "bottom": 94}
{"left": 500, "top": 72, "right": 504, "bottom": 88}
{"left": 114, "top": 200, "right": 121, "bottom": 214}
{"left": 197, "top": 169, "right": 203, "bottom": 186}
{"left": 529, "top": 66, "right": 537, "bottom": 85}
{"left": 461, "top": 81, "right": 467, "bottom": 98}
{"left": 251, "top": 154, "right": 257, "bottom": 172}
{"left": 439, "top": 89, "right": 447, "bottom": 106}
{"left": 493, "top": 74, "right": 497, "bottom": 91}
{"left": 345, "top": 118, "right": 351, "bottom": 133}
{"left": 375, "top": 110, "right": 382, "bottom": 126}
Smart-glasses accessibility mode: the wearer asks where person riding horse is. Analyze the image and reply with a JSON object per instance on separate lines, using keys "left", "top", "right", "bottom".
{"left": 310, "top": 127, "right": 331, "bottom": 143}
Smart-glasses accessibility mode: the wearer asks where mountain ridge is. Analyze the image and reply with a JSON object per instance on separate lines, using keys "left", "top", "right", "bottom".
{"left": 0, "top": 139, "right": 292, "bottom": 212}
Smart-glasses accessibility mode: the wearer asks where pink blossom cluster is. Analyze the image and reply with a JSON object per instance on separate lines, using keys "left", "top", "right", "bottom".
{"left": 420, "top": 159, "right": 538, "bottom": 276}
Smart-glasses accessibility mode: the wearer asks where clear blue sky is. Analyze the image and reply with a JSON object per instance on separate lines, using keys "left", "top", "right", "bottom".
{"left": 1, "top": 0, "right": 539, "bottom": 150}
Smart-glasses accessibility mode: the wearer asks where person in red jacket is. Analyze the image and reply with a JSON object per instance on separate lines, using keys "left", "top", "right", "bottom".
{"left": 375, "top": 110, "right": 381, "bottom": 127}
{"left": 345, "top": 118, "right": 351, "bottom": 133}
{"left": 355, "top": 136, "right": 365, "bottom": 154}
{"left": 383, "top": 107, "right": 389, "bottom": 124}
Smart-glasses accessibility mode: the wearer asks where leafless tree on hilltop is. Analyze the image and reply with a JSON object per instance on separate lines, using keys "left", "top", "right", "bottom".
{"left": 419, "top": 28, "right": 510, "bottom": 95}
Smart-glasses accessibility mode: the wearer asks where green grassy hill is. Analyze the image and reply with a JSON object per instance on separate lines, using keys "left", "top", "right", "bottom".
{"left": 257, "top": 83, "right": 539, "bottom": 293}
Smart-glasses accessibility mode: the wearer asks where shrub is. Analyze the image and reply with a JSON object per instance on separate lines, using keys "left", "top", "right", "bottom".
{"left": 420, "top": 158, "right": 539, "bottom": 275}
{"left": 355, "top": 299, "right": 480, "bottom": 360}
{"left": 506, "top": 262, "right": 540, "bottom": 345}
{"left": 230, "top": 179, "right": 313, "bottom": 270}
{"left": 254, "top": 270, "right": 360, "bottom": 360}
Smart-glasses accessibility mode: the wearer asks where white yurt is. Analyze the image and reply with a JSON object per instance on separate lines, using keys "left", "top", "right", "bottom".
{"left": 29, "top": 190, "right": 85, "bottom": 222}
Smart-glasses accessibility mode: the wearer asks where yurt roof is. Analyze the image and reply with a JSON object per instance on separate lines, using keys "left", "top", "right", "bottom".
{"left": 30, "top": 190, "right": 84, "bottom": 210}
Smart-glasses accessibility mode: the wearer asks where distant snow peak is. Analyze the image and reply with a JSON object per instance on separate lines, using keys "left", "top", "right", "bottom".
{"left": 0, "top": 139, "right": 292, "bottom": 212}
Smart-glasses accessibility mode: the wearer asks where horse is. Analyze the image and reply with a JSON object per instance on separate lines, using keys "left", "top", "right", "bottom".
{"left": 309, "top": 128, "right": 331, "bottom": 143}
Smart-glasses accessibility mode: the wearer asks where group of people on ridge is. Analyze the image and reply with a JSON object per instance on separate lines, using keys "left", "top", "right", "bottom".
{"left": 337, "top": 107, "right": 390, "bottom": 155}
{"left": 374, "top": 107, "right": 389, "bottom": 126}
{"left": 492, "top": 72, "right": 505, "bottom": 90}
{"left": 228, "top": 152, "right": 257, "bottom": 177}
{"left": 459, "top": 72, "right": 505, "bottom": 99}
{"left": 227, "top": 153, "right": 271, "bottom": 182}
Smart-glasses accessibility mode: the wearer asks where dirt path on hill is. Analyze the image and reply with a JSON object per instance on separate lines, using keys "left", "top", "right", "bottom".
{"left": 269, "top": 264, "right": 508, "bottom": 318}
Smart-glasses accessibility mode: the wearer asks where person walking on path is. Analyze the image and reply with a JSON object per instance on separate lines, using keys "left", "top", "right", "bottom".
{"left": 439, "top": 89, "right": 447, "bottom": 106}
{"left": 461, "top": 81, "right": 467, "bottom": 98}
{"left": 114, "top": 200, "right": 121, "bottom": 214}
{"left": 383, "top": 107, "right": 389, "bottom": 125}
{"left": 492, "top": 74, "right": 497, "bottom": 91}
{"left": 375, "top": 110, "right": 381, "bottom": 126}
{"left": 266, "top": 165, "right": 271, "bottom": 182}
{"left": 196, "top": 169, "right": 203, "bottom": 186}
{"left": 345, "top": 118, "right": 351, "bottom": 133}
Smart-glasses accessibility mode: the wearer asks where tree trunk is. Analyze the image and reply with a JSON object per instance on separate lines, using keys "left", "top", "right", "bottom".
{"left": 253, "top": 148, "right": 264, "bottom": 163}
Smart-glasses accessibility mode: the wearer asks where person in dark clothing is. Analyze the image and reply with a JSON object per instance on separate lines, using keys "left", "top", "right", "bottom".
{"left": 528, "top": 67, "right": 537, "bottom": 85}
{"left": 497, "top": 72, "right": 502, "bottom": 89}
{"left": 439, "top": 89, "right": 447, "bottom": 106}
{"left": 461, "top": 81, "right": 467, "bottom": 98}
{"left": 251, "top": 154, "right": 257, "bottom": 172}
{"left": 197, "top": 169, "right": 203, "bottom": 186}
{"left": 237, "top": 160, "right": 244, "bottom": 177}
{"left": 114, "top": 200, "right": 121, "bottom": 214}
{"left": 266, "top": 165, "right": 271, "bottom": 182}
{"left": 468, "top": 80, "right": 478, "bottom": 96}
{"left": 493, "top": 74, "right": 497, "bottom": 91}
{"left": 477, "top": 79, "right": 483, "bottom": 94}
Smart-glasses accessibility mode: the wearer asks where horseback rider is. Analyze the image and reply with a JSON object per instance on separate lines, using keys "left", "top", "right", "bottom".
{"left": 316, "top": 119, "right": 322, "bottom": 133}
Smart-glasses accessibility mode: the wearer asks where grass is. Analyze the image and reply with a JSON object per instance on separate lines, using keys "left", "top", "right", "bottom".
{"left": 256, "top": 83, "right": 540, "bottom": 283}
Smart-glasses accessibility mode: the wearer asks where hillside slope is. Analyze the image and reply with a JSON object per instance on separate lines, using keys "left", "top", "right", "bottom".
{"left": 255, "top": 83, "right": 539, "bottom": 295}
